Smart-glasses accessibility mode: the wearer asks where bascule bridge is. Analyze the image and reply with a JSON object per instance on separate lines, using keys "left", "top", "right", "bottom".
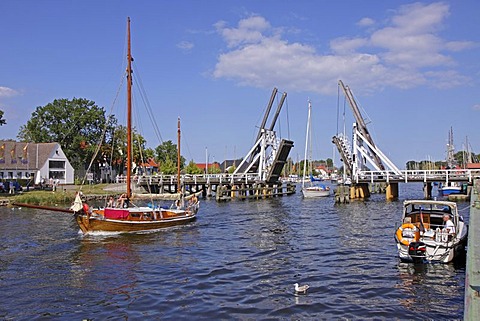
{"left": 137, "top": 88, "right": 295, "bottom": 201}
{"left": 332, "top": 80, "right": 477, "bottom": 201}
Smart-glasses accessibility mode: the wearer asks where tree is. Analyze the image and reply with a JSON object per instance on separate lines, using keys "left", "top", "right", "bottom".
{"left": 155, "top": 140, "right": 185, "bottom": 172}
{"left": 160, "top": 157, "right": 177, "bottom": 175}
{"left": 106, "top": 125, "right": 150, "bottom": 175}
{"left": 185, "top": 160, "right": 203, "bottom": 174}
{"left": 17, "top": 98, "right": 110, "bottom": 171}
{"left": 325, "top": 158, "right": 333, "bottom": 169}
{"left": 0, "top": 110, "right": 5, "bottom": 126}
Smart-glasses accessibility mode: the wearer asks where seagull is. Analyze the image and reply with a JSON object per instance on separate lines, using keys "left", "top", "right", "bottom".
{"left": 294, "top": 283, "right": 310, "bottom": 294}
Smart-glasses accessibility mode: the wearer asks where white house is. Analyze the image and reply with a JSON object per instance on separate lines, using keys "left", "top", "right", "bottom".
{"left": 0, "top": 141, "right": 74, "bottom": 184}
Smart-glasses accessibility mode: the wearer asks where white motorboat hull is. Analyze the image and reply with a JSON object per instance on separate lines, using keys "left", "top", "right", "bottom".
{"left": 302, "top": 187, "right": 330, "bottom": 198}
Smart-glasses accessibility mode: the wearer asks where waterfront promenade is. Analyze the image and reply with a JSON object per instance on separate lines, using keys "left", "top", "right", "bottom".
{"left": 465, "top": 178, "right": 480, "bottom": 320}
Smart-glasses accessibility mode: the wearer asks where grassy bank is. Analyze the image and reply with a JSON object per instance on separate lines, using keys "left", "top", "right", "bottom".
{"left": 7, "top": 184, "right": 115, "bottom": 206}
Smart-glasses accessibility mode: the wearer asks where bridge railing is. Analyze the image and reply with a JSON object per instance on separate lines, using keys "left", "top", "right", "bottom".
{"left": 355, "top": 168, "right": 480, "bottom": 184}
{"left": 136, "top": 173, "right": 265, "bottom": 185}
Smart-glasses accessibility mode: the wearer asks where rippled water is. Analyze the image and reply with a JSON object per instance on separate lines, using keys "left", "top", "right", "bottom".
{"left": 0, "top": 183, "right": 468, "bottom": 320}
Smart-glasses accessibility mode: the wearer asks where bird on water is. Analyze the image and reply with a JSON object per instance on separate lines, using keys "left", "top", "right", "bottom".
{"left": 294, "top": 283, "right": 310, "bottom": 294}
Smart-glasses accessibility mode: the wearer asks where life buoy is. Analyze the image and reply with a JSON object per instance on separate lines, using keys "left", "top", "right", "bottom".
{"left": 396, "top": 223, "right": 419, "bottom": 246}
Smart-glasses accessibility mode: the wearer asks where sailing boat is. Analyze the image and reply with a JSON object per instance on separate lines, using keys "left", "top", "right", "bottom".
{"left": 301, "top": 101, "right": 330, "bottom": 198}
{"left": 438, "top": 127, "right": 461, "bottom": 196}
{"left": 73, "top": 18, "right": 199, "bottom": 234}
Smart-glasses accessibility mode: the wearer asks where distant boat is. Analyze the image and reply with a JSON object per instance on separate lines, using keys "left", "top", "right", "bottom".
{"left": 301, "top": 101, "right": 330, "bottom": 198}
{"left": 438, "top": 182, "right": 462, "bottom": 196}
{"left": 73, "top": 18, "right": 198, "bottom": 234}
{"left": 337, "top": 177, "right": 351, "bottom": 186}
{"left": 394, "top": 200, "right": 467, "bottom": 263}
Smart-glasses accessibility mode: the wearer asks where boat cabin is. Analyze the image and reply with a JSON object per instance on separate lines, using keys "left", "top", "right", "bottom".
{"left": 403, "top": 201, "right": 458, "bottom": 232}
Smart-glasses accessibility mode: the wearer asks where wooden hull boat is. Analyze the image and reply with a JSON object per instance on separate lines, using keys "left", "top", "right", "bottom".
{"left": 72, "top": 18, "right": 199, "bottom": 235}
{"left": 75, "top": 205, "right": 198, "bottom": 234}
{"left": 394, "top": 200, "right": 467, "bottom": 263}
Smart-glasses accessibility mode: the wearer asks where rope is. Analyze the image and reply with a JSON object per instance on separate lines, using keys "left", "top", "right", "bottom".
{"left": 458, "top": 204, "right": 471, "bottom": 212}
{"left": 80, "top": 72, "right": 127, "bottom": 189}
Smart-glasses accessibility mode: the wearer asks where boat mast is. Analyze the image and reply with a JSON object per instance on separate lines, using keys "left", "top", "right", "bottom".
{"left": 177, "top": 117, "right": 181, "bottom": 194}
{"left": 126, "top": 17, "right": 133, "bottom": 198}
{"left": 302, "top": 100, "right": 311, "bottom": 189}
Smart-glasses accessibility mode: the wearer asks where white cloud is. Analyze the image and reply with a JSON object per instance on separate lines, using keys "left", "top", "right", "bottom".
{"left": 177, "top": 41, "right": 194, "bottom": 51}
{"left": 212, "top": 2, "right": 475, "bottom": 94}
{"left": 357, "top": 17, "right": 375, "bottom": 27}
{"left": 215, "top": 15, "right": 271, "bottom": 48}
{"left": 330, "top": 37, "right": 368, "bottom": 55}
{"left": 0, "top": 86, "right": 18, "bottom": 98}
{"left": 445, "top": 41, "right": 476, "bottom": 52}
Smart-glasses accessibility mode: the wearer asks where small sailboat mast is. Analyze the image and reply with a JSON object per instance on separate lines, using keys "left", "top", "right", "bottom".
{"left": 126, "top": 17, "right": 133, "bottom": 198}
{"left": 302, "top": 100, "right": 312, "bottom": 189}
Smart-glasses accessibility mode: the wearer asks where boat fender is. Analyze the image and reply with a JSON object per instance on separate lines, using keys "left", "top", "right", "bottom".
{"left": 396, "top": 223, "right": 419, "bottom": 246}
{"left": 83, "top": 203, "right": 90, "bottom": 214}
{"left": 435, "top": 228, "right": 441, "bottom": 242}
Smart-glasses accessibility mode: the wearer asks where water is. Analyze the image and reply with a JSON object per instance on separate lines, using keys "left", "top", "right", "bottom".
{"left": 0, "top": 183, "right": 469, "bottom": 320}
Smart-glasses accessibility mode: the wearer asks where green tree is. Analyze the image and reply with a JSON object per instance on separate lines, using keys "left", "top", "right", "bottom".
{"left": 108, "top": 125, "right": 150, "bottom": 175}
{"left": 0, "top": 110, "right": 5, "bottom": 126}
{"left": 160, "top": 157, "right": 177, "bottom": 175}
{"left": 208, "top": 163, "right": 222, "bottom": 174}
{"left": 325, "top": 158, "right": 333, "bottom": 169}
{"left": 17, "top": 98, "right": 110, "bottom": 171}
{"left": 185, "top": 160, "right": 203, "bottom": 174}
{"left": 155, "top": 140, "right": 185, "bottom": 172}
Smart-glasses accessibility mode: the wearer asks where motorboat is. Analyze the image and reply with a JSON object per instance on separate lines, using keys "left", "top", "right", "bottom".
{"left": 394, "top": 200, "right": 467, "bottom": 263}
{"left": 438, "top": 182, "right": 462, "bottom": 196}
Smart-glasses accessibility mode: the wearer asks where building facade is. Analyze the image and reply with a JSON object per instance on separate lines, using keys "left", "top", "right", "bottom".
{"left": 0, "top": 141, "right": 74, "bottom": 184}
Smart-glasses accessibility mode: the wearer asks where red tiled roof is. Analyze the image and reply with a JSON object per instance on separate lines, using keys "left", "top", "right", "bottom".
{"left": 196, "top": 163, "right": 220, "bottom": 170}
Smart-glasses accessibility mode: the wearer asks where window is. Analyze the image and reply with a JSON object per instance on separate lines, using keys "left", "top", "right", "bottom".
{"left": 49, "top": 160, "right": 65, "bottom": 169}
{"left": 49, "top": 171, "right": 65, "bottom": 180}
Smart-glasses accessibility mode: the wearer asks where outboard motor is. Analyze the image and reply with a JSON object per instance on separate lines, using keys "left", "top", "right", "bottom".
{"left": 408, "top": 242, "right": 427, "bottom": 263}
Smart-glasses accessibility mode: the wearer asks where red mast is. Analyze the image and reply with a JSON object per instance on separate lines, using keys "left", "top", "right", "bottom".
{"left": 126, "top": 17, "right": 133, "bottom": 198}
{"left": 177, "top": 117, "right": 181, "bottom": 194}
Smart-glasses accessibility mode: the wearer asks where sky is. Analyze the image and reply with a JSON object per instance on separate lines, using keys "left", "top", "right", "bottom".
{"left": 1, "top": 0, "right": 479, "bottom": 169}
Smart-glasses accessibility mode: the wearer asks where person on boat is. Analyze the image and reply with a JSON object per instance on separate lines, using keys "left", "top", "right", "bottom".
{"left": 174, "top": 199, "right": 181, "bottom": 209}
{"left": 82, "top": 201, "right": 92, "bottom": 218}
{"left": 443, "top": 214, "right": 456, "bottom": 235}
{"left": 107, "top": 196, "right": 115, "bottom": 208}
{"left": 188, "top": 194, "right": 198, "bottom": 206}
{"left": 117, "top": 193, "right": 128, "bottom": 208}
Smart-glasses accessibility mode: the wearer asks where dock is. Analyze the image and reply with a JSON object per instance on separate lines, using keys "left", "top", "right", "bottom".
{"left": 464, "top": 178, "right": 480, "bottom": 320}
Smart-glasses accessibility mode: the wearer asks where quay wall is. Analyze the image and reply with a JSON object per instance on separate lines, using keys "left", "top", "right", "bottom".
{"left": 464, "top": 178, "right": 480, "bottom": 320}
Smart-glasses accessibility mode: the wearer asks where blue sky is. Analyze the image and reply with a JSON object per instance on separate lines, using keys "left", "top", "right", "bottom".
{"left": 0, "top": 0, "right": 479, "bottom": 168}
